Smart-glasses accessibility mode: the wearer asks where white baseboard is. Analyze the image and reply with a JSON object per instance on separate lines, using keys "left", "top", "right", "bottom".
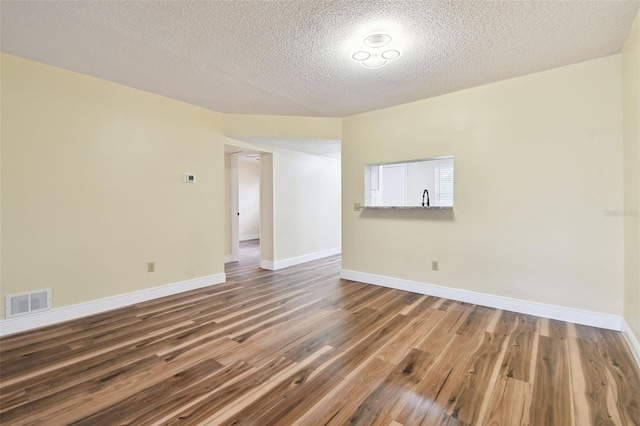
{"left": 224, "top": 255, "right": 234, "bottom": 263}
{"left": 622, "top": 318, "right": 640, "bottom": 370}
{"left": 340, "top": 269, "right": 622, "bottom": 331}
{"left": 261, "top": 247, "right": 341, "bottom": 271}
{"left": 0, "top": 273, "right": 226, "bottom": 337}
{"left": 260, "top": 260, "right": 275, "bottom": 270}
{"left": 239, "top": 234, "right": 260, "bottom": 242}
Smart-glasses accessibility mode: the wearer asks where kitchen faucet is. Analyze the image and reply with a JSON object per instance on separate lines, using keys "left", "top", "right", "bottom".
{"left": 422, "top": 189, "right": 430, "bottom": 207}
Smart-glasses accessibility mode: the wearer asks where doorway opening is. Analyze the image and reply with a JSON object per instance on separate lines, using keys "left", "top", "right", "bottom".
{"left": 236, "top": 152, "right": 261, "bottom": 264}
{"left": 225, "top": 145, "right": 271, "bottom": 270}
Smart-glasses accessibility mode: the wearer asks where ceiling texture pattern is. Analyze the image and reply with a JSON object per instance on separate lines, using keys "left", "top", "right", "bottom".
{"left": 1, "top": 0, "right": 639, "bottom": 117}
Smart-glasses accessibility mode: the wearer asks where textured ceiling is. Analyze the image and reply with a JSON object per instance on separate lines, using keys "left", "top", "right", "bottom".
{"left": 1, "top": 1, "right": 638, "bottom": 117}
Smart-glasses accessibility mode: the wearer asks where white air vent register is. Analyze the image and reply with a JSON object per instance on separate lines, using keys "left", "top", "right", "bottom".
{"left": 5, "top": 289, "right": 52, "bottom": 318}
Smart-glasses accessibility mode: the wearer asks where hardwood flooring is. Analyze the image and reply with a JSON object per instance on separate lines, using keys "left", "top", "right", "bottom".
{"left": 1, "top": 239, "right": 639, "bottom": 425}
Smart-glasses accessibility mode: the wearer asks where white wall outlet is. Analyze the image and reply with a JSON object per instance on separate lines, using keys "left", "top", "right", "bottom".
{"left": 184, "top": 173, "right": 196, "bottom": 183}
{"left": 148, "top": 262, "right": 155, "bottom": 272}
{"left": 354, "top": 202, "right": 361, "bottom": 211}
{"left": 432, "top": 261, "right": 439, "bottom": 271}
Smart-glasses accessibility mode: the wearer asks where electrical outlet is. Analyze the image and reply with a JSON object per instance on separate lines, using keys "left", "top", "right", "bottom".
{"left": 432, "top": 261, "right": 439, "bottom": 271}
{"left": 148, "top": 262, "right": 155, "bottom": 272}
{"left": 354, "top": 202, "right": 361, "bottom": 211}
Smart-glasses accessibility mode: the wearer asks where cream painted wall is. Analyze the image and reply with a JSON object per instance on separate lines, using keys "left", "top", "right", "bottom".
{"left": 239, "top": 159, "right": 260, "bottom": 239}
{"left": 1, "top": 54, "right": 225, "bottom": 318}
{"left": 0, "top": 54, "right": 4, "bottom": 297}
{"left": 225, "top": 114, "right": 341, "bottom": 140}
{"left": 343, "top": 56, "right": 624, "bottom": 316}
{"left": 622, "top": 12, "right": 640, "bottom": 341}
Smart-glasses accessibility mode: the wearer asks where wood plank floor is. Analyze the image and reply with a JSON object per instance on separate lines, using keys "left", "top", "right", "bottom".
{"left": 1, "top": 239, "right": 639, "bottom": 425}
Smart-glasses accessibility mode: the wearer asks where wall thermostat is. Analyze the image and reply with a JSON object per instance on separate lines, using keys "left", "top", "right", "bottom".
{"left": 184, "top": 173, "right": 196, "bottom": 183}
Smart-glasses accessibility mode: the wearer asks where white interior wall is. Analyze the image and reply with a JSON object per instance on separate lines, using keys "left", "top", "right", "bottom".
{"left": 272, "top": 148, "right": 341, "bottom": 261}
{"left": 224, "top": 153, "right": 232, "bottom": 258}
{"left": 239, "top": 158, "right": 261, "bottom": 240}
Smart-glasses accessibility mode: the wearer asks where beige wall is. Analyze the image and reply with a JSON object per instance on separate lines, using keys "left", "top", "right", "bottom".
{"left": 342, "top": 56, "right": 624, "bottom": 315}
{"left": 224, "top": 114, "right": 341, "bottom": 140}
{"left": 239, "top": 159, "right": 261, "bottom": 239}
{"left": 0, "top": 54, "right": 4, "bottom": 299}
{"left": 623, "top": 12, "right": 640, "bottom": 341}
{"left": 1, "top": 54, "right": 225, "bottom": 318}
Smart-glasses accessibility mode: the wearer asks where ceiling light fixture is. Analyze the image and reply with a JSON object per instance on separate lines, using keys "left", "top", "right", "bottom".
{"left": 364, "top": 34, "right": 392, "bottom": 48}
{"left": 351, "top": 33, "right": 401, "bottom": 69}
{"left": 381, "top": 49, "right": 400, "bottom": 60}
{"left": 362, "top": 54, "right": 387, "bottom": 68}
{"left": 352, "top": 51, "right": 371, "bottom": 61}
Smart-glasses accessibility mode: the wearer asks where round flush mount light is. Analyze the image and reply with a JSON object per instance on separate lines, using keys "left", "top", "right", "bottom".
{"left": 381, "top": 49, "right": 401, "bottom": 60}
{"left": 364, "top": 33, "right": 392, "bottom": 48}
{"left": 352, "top": 51, "right": 371, "bottom": 61}
{"left": 351, "top": 33, "right": 400, "bottom": 69}
{"left": 362, "top": 53, "right": 387, "bottom": 68}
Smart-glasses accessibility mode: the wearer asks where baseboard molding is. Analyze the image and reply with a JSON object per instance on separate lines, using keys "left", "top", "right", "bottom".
{"left": 340, "top": 269, "right": 622, "bottom": 331}
{"left": 260, "top": 260, "right": 275, "bottom": 270}
{"left": 622, "top": 318, "right": 640, "bottom": 369}
{"left": 261, "top": 247, "right": 341, "bottom": 271}
{"left": 0, "top": 273, "right": 226, "bottom": 337}
{"left": 224, "top": 255, "right": 234, "bottom": 263}
{"left": 239, "top": 234, "right": 260, "bottom": 242}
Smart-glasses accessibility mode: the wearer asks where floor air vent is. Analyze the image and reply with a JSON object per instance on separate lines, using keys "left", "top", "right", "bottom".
{"left": 5, "top": 289, "right": 51, "bottom": 318}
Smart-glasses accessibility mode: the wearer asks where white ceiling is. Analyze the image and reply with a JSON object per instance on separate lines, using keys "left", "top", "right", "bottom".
{"left": 1, "top": 1, "right": 638, "bottom": 118}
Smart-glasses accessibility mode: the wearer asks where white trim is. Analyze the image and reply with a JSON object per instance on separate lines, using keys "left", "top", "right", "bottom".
{"left": 260, "top": 247, "right": 341, "bottom": 271}
{"left": 224, "top": 255, "right": 234, "bottom": 263}
{"left": 239, "top": 234, "right": 260, "bottom": 241}
{"left": 340, "top": 269, "right": 621, "bottom": 331}
{"left": 0, "top": 273, "right": 226, "bottom": 337}
{"left": 230, "top": 153, "right": 240, "bottom": 262}
{"left": 260, "top": 260, "right": 275, "bottom": 270}
{"left": 622, "top": 318, "right": 640, "bottom": 370}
